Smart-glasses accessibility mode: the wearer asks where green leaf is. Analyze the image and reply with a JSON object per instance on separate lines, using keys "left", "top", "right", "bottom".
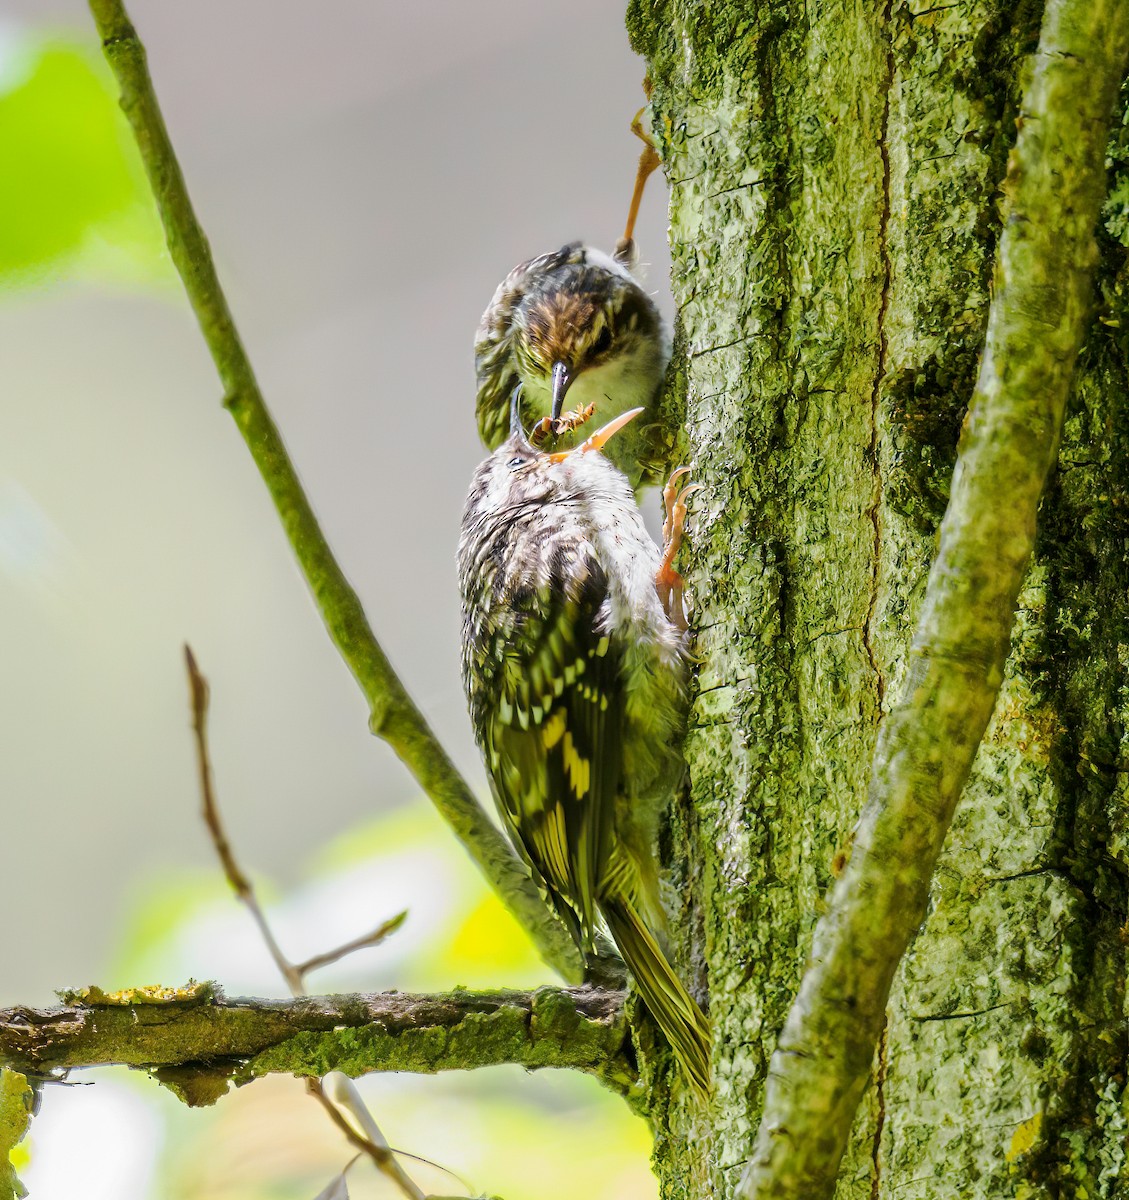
{"left": 0, "top": 36, "right": 168, "bottom": 287}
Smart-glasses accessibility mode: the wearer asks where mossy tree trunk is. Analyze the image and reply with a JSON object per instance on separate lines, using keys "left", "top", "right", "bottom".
{"left": 629, "top": 3, "right": 1129, "bottom": 1196}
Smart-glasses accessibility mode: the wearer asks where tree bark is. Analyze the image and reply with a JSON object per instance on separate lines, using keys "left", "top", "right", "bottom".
{"left": 629, "top": 2, "right": 1129, "bottom": 1196}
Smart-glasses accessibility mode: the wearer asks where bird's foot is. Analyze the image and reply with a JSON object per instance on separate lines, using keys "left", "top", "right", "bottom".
{"left": 615, "top": 104, "right": 663, "bottom": 264}
{"left": 657, "top": 466, "right": 700, "bottom": 631}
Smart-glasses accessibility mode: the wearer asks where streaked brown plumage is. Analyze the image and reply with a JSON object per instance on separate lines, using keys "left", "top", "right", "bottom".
{"left": 458, "top": 397, "right": 710, "bottom": 1095}
{"left": 474, "top": 242, "right": 669, "bottom": 487}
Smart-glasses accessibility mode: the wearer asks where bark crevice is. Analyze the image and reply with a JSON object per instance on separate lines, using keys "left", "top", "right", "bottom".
{"left": 863, "top": 1, "right": 897, "bottom": 715}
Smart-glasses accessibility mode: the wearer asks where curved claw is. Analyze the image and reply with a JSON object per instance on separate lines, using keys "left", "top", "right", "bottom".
{"left": 657, "top": 466, "right": 699, "bottom": 631}
{"left": 664, "top": 465, "right": 693, "bottom": 494}
{"left": 673, "top": 482, "right": 702, "bottom": 512}
{"left": 661, "top": 466, "right": 696, "bottom": 543}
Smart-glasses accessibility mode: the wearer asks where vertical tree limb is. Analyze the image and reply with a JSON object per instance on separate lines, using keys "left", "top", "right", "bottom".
{"left": 739, "top": 2, "right": 1129, "bottom": 1196}
{"left": 85, "top": 0, "right": 580, "bottom": 981}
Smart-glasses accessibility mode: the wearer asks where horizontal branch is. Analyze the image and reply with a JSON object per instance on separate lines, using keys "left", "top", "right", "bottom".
{"left": 85, "top": 0, "right": 580, "bottom": 982}
{"left": 0, "top": 983, "right": 633, "bottom": 1105}
{"left": 739, "top": 1, "right": 1129, "bottom": 1197}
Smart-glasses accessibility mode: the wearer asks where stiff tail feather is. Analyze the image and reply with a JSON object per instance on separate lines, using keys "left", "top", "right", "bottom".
{"left": 602, "top": 896, "right": 711, "bottom": 1097}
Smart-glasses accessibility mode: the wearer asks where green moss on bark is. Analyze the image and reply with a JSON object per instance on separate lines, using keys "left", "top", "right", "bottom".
{"left": 0, "top": 1070, "right": 32, "bottom": 1200}
{"left": 634, "top": 0, "right": 1129, "bottom": 1196}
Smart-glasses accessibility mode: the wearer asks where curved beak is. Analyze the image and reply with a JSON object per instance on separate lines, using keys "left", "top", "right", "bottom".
{"left": 548, "top": 407, "right": 644, "bottom": 463}
{"left": 508, "top": 383, "right": 533, "bottom": 447}
{"left": 550, "top": 360, "right": 572, "bottom": 422}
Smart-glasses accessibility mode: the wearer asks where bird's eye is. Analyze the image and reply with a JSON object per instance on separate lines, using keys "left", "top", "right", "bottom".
{"left": 508, "top": 456, "right": 526, "bottom": 470}
{"left": 590, "top": 327, "right": 613, "bottom": 358}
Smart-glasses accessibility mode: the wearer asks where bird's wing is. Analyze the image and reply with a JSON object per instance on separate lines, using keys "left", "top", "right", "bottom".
{"left": 473, "top": 242, "right": 585, "bottom": 449}
{"left": 483, "top": 556, "right": 622, "bottom": 948}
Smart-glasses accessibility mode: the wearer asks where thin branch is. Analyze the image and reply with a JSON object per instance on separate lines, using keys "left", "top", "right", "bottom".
{"left": 85, "top": 0, "right": 580, "bottom": 983}
{"left": 323, "top": 1075, "right": 480, "bottom": 1200}
{"left": 308, "top": 1079, "right": 425, "bottom": 1200}
{"left": 185, "top": 646, "right": 405, "bottom": 996}
{"left": 185, "top": 646, "right": 422, "bottom": 1196}
{"left": 185, "top": 646, "right": 301, "bottom": 991}
{"left": 295, "top": 912, "right": 408, "bottom": 980}
{"left": 0, "top": 985, "right": 633, "bottom": 1092}
{"left": 739, "top": 3, "right": 1129, "bottom": 1198}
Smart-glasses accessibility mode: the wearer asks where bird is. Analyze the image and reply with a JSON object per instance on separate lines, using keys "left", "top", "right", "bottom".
{"left": 458, "top": 389, "right": 710, "bottom": 1096}
{"left": 473, "top": 108, "right": 670, "bottom": 486}
{"left": 473, "top": 242, "right": 670, "bottom": 487}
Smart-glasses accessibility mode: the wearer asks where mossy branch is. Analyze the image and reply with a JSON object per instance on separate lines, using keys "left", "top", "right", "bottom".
{"left": 84, "top": 0, "right": 580, "bottom": 982}
{"left": 1, "top": 1069, "right": 33, "bottom": 1200}
{"left": 0, "top": 984, "right": 633, "bottom": 1104}
{"left": 738, "top": 2, "right": 1129, "bottom": 1197}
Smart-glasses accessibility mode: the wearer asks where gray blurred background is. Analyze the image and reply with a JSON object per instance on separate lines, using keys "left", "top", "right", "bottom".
{"left": 0, "top": 0, "right": 671, "bottom": 1007}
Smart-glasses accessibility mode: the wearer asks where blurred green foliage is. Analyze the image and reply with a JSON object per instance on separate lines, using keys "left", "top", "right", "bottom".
{"left": 105, "top": 806, "right": 656, "bottom": 1200}
{"left": 0, "top": 34, "right": 168, "bottom": 288}
{"left": 3, "top": 23, "right": 653, "bottom": 1196}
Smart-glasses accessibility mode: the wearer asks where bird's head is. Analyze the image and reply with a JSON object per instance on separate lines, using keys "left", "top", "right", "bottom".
{"left": 512, "top": 255, "right": 664, "bottom": 425}
{"left": 467, "top": 386, "right": 644, "bottom": 522}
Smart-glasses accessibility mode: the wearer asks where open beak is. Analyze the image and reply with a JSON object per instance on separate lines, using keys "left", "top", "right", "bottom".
{"left": 548, "top": 407, "right": 644, "bottom": 463}
{"left": 550, "top": 361, "right": 572, "bottom": 422}
{"left": 508, "top": 383, "right": 534, "bottom": 448}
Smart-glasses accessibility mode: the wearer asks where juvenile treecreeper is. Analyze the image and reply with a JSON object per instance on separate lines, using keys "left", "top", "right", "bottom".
{"left": 458, "top": 393, "right": 708, "bottom": 1095}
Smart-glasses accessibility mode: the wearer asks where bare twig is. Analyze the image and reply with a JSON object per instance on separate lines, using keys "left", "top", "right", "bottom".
{"left": 328, "top": 1078, "right": 481, "bottom": 1199}
{"left": 183, "top": 646, "right": 423, "bottom": 1197}
{"left": 185, "top": 646, "right": 406, "bottom": 997}
{"left": 328, "top": 1078, "right": 480, "bottom": 1198}
{"left": 309, "top": 1078, "right": 425, "bottom": 1200}
{"left": 738, "top": 2, "right": 1129, "bottom": 1197}
{"left": 86, "top": 0, "right": 579, "bottom": 983}
{"left": 185, "top": 646, "right": 300, "bottom": 991}
{"left": 295, "top": 911, "right": 408, "bottom": 981}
